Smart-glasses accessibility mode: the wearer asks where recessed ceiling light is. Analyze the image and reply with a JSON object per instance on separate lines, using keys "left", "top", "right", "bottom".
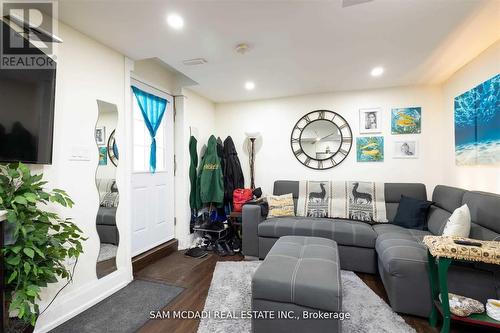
{"left": 245, "top": 81, "right": 255, "bottom": 90}
{"left": 371, "top": 66, "right": 384, "bottom": 77}
{"left": 167, "top": 13, "right": 184, "bottom": 30}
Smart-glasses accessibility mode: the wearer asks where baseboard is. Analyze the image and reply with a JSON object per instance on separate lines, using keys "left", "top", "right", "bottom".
{"left": 34, "top": 270, "right": 131, "bottom": 333}
{"left": 132, "top": 239, "right": 178, "bottom": 274}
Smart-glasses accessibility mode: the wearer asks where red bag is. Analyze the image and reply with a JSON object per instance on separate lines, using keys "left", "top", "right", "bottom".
{"left": 233, "top": 188, "right": 253, "bottom": 212}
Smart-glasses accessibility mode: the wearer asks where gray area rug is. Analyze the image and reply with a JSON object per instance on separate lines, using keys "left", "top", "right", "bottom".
{"left": 50, "top": 279, "right": 183, "bottom": 333}
{"left": 198, "top": 262, "right": 416, "bottom": 333}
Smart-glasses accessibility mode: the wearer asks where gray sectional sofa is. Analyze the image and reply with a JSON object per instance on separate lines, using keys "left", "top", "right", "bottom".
{"left": 242, "top": 181, "right": 500, "bottom": 317}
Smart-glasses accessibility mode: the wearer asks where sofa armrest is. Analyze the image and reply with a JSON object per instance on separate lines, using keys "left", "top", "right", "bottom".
{"left": 242, "top": 204, "right": 265, "bottom": 258}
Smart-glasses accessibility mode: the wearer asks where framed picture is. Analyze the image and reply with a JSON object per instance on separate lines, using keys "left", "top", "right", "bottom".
{"left": 393, "top": 140, "right": 418, "bottom": 159}
{"left": 98, "top": 147, "right": 108, "bottom": 165}
{"left": 359, "top": 108, "right": 382, "bottom": 134}
{"left": 356, "top": 136, "right": 384, "bottom": 162}
{"left": 95, "top": 126, "right": 106, "bottom": 145}
{"left": 455, "top": 74, "right": 499, "bottom": 166}
{"left": 391, "top": 107, "right": 421, "bottom": 134}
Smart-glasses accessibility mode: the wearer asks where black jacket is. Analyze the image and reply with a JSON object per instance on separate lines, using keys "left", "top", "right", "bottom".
{"left": 223, "top": 136, "right": 244, "bottom": 203}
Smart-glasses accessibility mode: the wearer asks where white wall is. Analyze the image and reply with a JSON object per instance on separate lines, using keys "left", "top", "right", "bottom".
{"left": 175, "top": 88, "right": 216, "bottom": 249}
{"left": 442, "top": 41, "right": 500, "bottom": 193}
{"left": 215, "top": 86, "right": 445, "bottom": 198}
{"left": 31, "top": 21, "right": 132, "bottom": 333}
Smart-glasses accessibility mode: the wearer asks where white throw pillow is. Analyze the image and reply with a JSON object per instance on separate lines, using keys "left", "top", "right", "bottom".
{"left": 442, "top": 204, "right": 471, "bottom": 237}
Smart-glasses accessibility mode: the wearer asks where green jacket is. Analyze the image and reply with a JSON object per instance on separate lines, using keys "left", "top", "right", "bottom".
{"left": 198, "top": 135, "right": 224, "bottom": 204}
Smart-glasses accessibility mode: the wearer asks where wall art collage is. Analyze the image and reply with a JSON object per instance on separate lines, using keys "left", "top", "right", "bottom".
{"left": 357, "top": 107, "right": 421, "bottom": 162}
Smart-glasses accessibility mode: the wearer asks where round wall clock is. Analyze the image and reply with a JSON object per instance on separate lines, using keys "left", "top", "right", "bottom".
{"left": 107, "top": 130, "right": 119, "bottom": 167}
{"left": 290, "top": 110, "right": 352, "bottom": 170}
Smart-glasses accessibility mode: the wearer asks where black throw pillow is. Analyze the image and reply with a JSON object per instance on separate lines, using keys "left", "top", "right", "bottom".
{"left": 392, "top": 195, "right": 434, "bottom": 230}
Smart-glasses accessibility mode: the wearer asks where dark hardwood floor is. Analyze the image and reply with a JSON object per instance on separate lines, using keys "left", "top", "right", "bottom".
{"left": 134, "top": 251, "right": 491, "bottom": 333}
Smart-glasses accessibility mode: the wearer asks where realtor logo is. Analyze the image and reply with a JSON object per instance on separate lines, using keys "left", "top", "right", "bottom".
{"left": 1, "top": 0, "right": 58, "bottom": 69}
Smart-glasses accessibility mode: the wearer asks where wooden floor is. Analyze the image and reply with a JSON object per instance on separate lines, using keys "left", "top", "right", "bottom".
{"left": 134, "top": 251, "right": 491, "bottom": 333}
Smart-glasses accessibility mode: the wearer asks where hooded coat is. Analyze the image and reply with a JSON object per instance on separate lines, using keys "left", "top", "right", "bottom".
{"left": 189, "top": 136, "right": 201, "bottom": 210}
{"left": 223, "top": 136, "right": 244, "bottom": 203}
{"left": 198, "top": 135, "right": 224, "bottom": 204}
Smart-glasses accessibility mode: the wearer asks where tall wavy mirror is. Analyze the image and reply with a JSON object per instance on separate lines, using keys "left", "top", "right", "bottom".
{"left": 95, "top": 100, "right": 119, "bottom": 278}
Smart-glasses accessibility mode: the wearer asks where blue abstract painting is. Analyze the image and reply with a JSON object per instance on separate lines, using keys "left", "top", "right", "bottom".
{"left": 391, "top": 107, "right": 421, "bottom": 134}
{"left": 454, "top": 74, "right": 500, "bottom": 166}
{"left": 357, "top": 136, "right": 384, "bottom": 162}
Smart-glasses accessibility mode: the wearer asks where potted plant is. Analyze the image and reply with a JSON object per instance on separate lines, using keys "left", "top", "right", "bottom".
{"left": 0, "top": 163, "right": 86, "bottom": 332}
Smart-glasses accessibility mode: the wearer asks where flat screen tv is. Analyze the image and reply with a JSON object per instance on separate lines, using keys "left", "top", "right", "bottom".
{"left": 0, "top": 41, "right": 56, "bottom": 165}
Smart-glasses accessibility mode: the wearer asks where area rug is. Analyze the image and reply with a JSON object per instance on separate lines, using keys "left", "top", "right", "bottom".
{"left": 197, "top": 262, "right": 416, "bottom": 333}
{"left": 50, "top": 279, "right": 183, "bottom": 333}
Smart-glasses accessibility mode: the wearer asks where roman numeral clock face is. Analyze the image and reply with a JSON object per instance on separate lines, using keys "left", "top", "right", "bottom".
{"left": 290, "top": 110, "right": 352, "bottom": 170}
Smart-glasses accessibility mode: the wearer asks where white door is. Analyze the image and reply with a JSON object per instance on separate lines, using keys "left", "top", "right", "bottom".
{"left": 130, "top": 79, "right": 175, "bottom": 256}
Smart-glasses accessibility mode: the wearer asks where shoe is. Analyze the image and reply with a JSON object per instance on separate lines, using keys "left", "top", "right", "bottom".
{"left": 215, "top": 242, "right": 227, "bottom": 256}
{"left": 223, "top": 242, "right": 234, "bottom": 256}
{"left": 206, "top": 241, "right": 215, "bottom": 252}
{"left": 185, "top": 247, "right": 208, "bottom": 258}
{"left": 232, "top": 238, "right": 241, "bottom": 253}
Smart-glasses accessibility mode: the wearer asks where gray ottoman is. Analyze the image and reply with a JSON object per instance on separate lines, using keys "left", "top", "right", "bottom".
{"left": 251, "top": 236, "right": 341, "bottom": 333}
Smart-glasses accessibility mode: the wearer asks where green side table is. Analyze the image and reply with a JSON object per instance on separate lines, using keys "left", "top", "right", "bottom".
{"left": 425, "top": 236, "right": 500, "bottom": 333}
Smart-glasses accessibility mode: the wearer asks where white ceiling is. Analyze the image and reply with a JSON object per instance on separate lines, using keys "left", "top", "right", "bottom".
{"left": 58, "top": 0, "right": 500, "bottom": 103}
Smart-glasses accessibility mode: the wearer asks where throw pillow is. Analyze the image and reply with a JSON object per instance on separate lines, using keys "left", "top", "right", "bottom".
{"left": 392, "top": 195, "right": 433, "bottom": 230}
{"left": 267, "top": 193, "right": 295, "bottom": 218}
{"left": 442, "top": 204, "right": 471, "bottom": 237}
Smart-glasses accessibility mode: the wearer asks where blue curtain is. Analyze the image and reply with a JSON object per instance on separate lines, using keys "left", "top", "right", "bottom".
{"left": 131, "top": 86, "right": 169, "bottom": 173}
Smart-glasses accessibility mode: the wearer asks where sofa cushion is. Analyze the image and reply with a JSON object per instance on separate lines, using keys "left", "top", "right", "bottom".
{"left": 258, "top": 217, "right": 377, "bottom": 248}
{"left": 427, "top": 205, "right": 452, "bottom": 235}
{"left": 374, "top": 224, "right": 431, "bottom": 275}
{"left": 432, "top": 185, "right": 465, "bottom": 213}
{"left": 463, "top": 191, "right": 500, "bottom": 234}
{"left": 470, "top": 222, "right": 500, "bottom": 241}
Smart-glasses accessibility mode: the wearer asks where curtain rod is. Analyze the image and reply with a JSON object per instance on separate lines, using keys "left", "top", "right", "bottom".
{"left": 130, "top": 76, "right": 185, "bottom": 99}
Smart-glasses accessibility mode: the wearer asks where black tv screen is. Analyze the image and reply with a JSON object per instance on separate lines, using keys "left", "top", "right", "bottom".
{"left": 0, "top": 61, "right": 56, "bottom": 164}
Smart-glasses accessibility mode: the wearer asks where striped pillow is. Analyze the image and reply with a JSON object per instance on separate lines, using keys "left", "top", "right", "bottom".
{"left": 267, "top": 193, "right": 295, "bottom": 218}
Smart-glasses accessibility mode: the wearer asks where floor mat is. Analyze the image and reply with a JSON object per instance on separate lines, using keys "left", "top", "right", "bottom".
{"left": 50, "top": 279, "right": 183, "bottom": 333}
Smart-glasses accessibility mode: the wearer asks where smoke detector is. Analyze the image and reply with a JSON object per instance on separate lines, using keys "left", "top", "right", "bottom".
{"left": 235, "top": 43, "right": 250, "bottom": 54}
{"left": 182, "top": 58, "right": 207, "bottom": 66}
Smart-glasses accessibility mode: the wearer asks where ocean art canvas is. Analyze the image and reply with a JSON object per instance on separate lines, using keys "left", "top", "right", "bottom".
{"left": 391, "top": 107, "right": 421, "bottom": 134}
{"left": 454, "top": 74, "right": 500, "bottom": 166}
{"left": 357, "top": 136, "right": 384, "bottom": 162}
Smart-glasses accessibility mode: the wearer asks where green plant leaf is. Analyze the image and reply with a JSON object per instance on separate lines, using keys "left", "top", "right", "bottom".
{"left": 7, "top": 210, "right": 17, "bottom": 222}
{"left": 6, "top": 255, "right": 21, "bottom": 265}
{"left": 7, "top": 270, "right": 18, "bottom": 284}
{"left": 24, "top": 262, "right": 31, "bottom": 275}
{"left": 23, "top": 192, "right": 38, "bottom": 203}
{"left": 23, "top": 248, "right": 35, "bottom": 258}
{"left": 26, "top": 285, "right": 40, "bottom": 297}
{"left": 13, "top": 196, "right": 28, "bottom": 205}
{"left": 32, "top": 246, "right": 46, "bottom": 259}
{"left": 11, "top": 245, "right": 22, "bottom": 254}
